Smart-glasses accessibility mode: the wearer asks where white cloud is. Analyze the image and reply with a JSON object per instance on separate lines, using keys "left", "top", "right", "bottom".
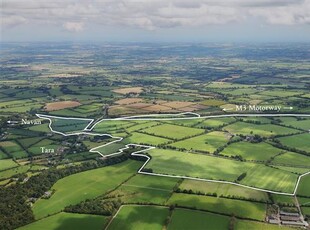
{"left": 1, "top": 0, "right": 310, "bottom": 31}
{"left": 1, "top": 15, "right": 27, "bottom": 27}
{"left": 63, "top": 21, "right": 84, "bottom": 32}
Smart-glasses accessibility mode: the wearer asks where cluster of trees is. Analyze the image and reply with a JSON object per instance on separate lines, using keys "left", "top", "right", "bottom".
{"left": 65, "top": 199, "right": 121, "bottom": 216}
{"left": 0, "top": 154, "right": 128, "bottom": 230}
{"left": 175, "top": 188, "right": 217, "bottom": 197}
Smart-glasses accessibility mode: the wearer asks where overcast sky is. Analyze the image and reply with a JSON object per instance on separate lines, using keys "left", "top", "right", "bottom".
{"left": 1, "top": 0, "right": 310, "bottom": 42}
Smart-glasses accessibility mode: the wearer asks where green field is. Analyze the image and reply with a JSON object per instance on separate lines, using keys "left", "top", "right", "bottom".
{"left": 241, "top": 165, "right": 297, "bottom": 193}
{"left": 93, "top": 120, "right": 135, "bottom": 133}
{"left": 107, "top": 174, "right": 179, "bottom": 204}
{"left": 0, "top": 159, "right": 18, "bottom": 171}
{"left": 224, "top": 122, "right": 299, "bottom": 137}
{"left": 167, "top": 209, "right": 230, "bottom": 230}
{"left": 142, "top": 124, "right": 204, "bottom": 140}
{"left": 272, "top": 151, "right": 310, "bottom": 166}
{"left": 235, "top": 220, "right": 294, "bottom": 230}
{"left": 297, "top": 174, "right": 310, "bottom": 196}
{"left": 125, "top": 132, "right": 170, "bottom": 145}
{"left": 196, "top": 117, "right": 236, "bottom": 128}
{"left": 167, "top": 193, "right": 266, "bottom": 220}
{"left": 50, "top": 118, "right": 92, "bottom": 133}
{"left": 0, "top": 149, "right": 8, "bottom": 159}
{"left": 277, "top": 133, "right": 310, "bottom": 152}
{"left": 18, "top": 212, "right": 107, "bottom": 230}
{"left": 146, "top": 148, "right": 251, "bottom": 181}
{"left": 146, "top": 148, "right": 297, "bottom": 193}
{"left": 279, "top": 117, "right": 310, "bottom": 130}
{"left": 107, "top": 205, "right": 169, "bottom": 230}
{"left": 221, "top": 142, "right": 282, "bottom": 161}
{"left": 92, "top": 142, "right": 127, "bottom": 156}
{"left": 301, "top": 207, "right": 310, "bottom": 217}
{"left": 179, "top": 179, "right": 268, "bottom": 201}
{"left": 169, "top": 131, "right": 229, "bottom": 153}
{"left": 0, "top": 141, "right": 28, "bottom": 158}
{"left": 0, "top": 165, "right": 31, "bottom": 180}
{"left": 32, "top": 160, "right": 142, "bottom": 219}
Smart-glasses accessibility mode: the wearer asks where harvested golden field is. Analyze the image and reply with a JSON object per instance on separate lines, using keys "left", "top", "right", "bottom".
{"left": 126, "top": 102, "right": 153, "bottom": 109}
{"left": 113, "top": 87, "right": 143, "bottom": 95}
{"left": 115, "top": 98, "right": 144, "bottom": 105}
{"left": 0, "top": 141, "right": 16, "bottom": 147}
{"left": 44, "top": 101, "right": 81, "bottom": 111}
{"left": 162, "top": 101, "right": 196, "bottom": 109}
{"left": 109, "top": 105, "right": 146, "bottom": 116}
{"left": 142, "top": 104, "right": 175, "bottom": 112}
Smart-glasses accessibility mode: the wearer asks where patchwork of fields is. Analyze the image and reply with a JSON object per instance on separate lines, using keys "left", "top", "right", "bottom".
{"left": 30, "top": 114, "right": 310, "bottom": 195}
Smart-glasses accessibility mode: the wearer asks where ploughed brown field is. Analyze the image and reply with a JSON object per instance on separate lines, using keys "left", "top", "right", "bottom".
{"left": 44, "top": 101, "right": 81, "bottom": 111}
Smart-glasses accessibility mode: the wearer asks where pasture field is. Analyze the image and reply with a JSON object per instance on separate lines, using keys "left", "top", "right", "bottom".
{"left": 32, "top": 160, "right": 142, "bottom": 219}
{"left": 107, "top": 174, "right": 179, "bottom": 204}
{"left": 297, "top": 197, "right": 310, "bottom": 206}
{"left": 125, "top": 121, "right": 161, "bottom": 132}
{"left": 0, "top": 149, "right": 8, "bottom": 159}
{"left": 167, "top": 209, "right": 230, "bottom": 230}
{"left": 49, "top": 118, "right": 91, "bottom": 133}
{"left": 27, "top": 123, "right": 50, "bottom": 132}
{"left": 169, "top": 131, "right": 230, "bottom": 153}
{"left": 142, "top": 124, "right": 204, "bottom": 140}
{"left": 146, "top": 148, "right": 251, "bottom": 181}
{"left": 240, "top": 117, "right": 271, "bottom": 124}
{"left": 235, "top": 220, "right": 294, "bottom": 230}
{"left": 165, "top": 119, "right": 202, "bottom": 127}
{"left": 18, "top": 212, "right": 107, "bottom": 230}
{"left": 220, "top": 142, "right": 282, "bottom": 161}
{"left": 0, "top": 165, "right": 31, "bottom": 180}
{"left": 277, "top": 133, "right": 310, "bottom": 153}
{"left": 18, "top": 137, "right": 44, "bottom": 148}
{"left": 301, "top": 207, "right": 310, "bottom": 217}
{"left": 224, "top": 122, "right": 299, "bottom": 137}
{"left": 271, "top": 151, "right": 310, "bottom": 166}
{"left": 297, "top": 174, "right": 310, "bottom": 196}
{"left": 146, "top": 148, "right": 298, "bottom": 192}
{"left": 107, "top": 205, "right": 169, "bottom": 230}
{"left": 93, "top": 120, "right": 135, "bottom": 133}
{"left": 28, "top": 139, "right": 59, "bottom": 155}
{"left": 93, "top": 142, "right": 127, "bottom": 156}
{"left": 279, "top": 117, "right": 310, "bottom": 130}
{"left": 271, "top": 194, "right": 296, "bottom": 206}
{"left": 82, "top": 138, "right": 113, "bottom": 149}
{"left": 0, "top": 141, "right": 27, "bottom": 158}
{"left": 179, "top": 179, "right": 268, "bottom": 201}
{"left": 0, "top": 159, "right": 18, "bottom": 171}
{"left": 196, "top": 117, "right": 236, "bottom": 128}
{"left": 125, "top": 132, "right": 170, "bottom": 145}
{"left": 240, "top": 165, "right": 297, "bottom": 193}
{"left": 274, "top": 166, "right": 310, "bottom": 174}
{"left": 259, "top": 90, "right": 302, "bottom": 97}
{"left": 167, "top": 193, "right": 266, "bottom": 220}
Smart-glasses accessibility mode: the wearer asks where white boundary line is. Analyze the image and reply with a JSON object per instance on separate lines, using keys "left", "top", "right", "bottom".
{"left": 36, "top": 113, "right": 310, "bottom": 196}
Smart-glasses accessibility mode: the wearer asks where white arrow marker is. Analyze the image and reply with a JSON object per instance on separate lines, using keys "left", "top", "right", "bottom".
{"left": 223, "top": 108, "right": 234, "bottom": 111}
{"left": 7, "top": 121, "right": 19, "bottom": 124}
{"left": 283, "top": 107, "right": 294, "bottom": 110}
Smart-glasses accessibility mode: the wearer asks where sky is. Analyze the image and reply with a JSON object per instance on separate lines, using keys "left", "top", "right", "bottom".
{"left": 1, "top": 0, "right": 310, "bottom": 42}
